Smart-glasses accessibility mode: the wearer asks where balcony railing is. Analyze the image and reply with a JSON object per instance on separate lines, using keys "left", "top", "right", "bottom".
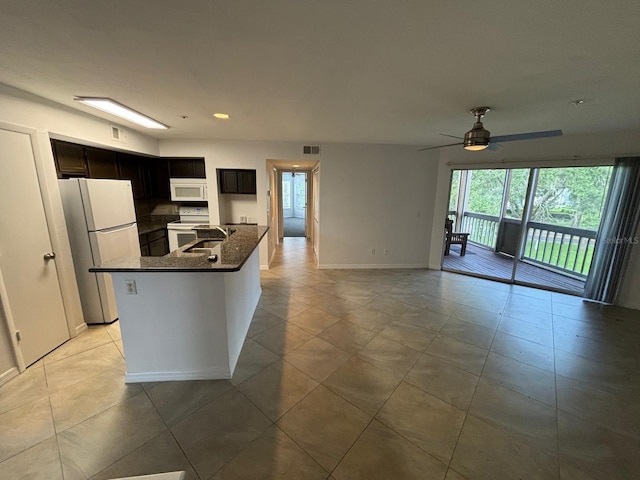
{"left": 449, "top": 211, "right": 596, "bottom": 279}
{"left": 460, "top": 212, "right": 499, "bottom": 249}
{"left": 522, "top": 222, "right": 596, "bottom": 279}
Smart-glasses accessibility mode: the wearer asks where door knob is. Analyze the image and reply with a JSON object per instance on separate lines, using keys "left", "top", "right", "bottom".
{"left": 43, "top": 252, "right": 56, "bottom": 261}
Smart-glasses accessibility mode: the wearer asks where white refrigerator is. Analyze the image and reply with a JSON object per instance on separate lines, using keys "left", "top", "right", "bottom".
{"left": 59, "top": 178, "right": 141, "bottom": 324}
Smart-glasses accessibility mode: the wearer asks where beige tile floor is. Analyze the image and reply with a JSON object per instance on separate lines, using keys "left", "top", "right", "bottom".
{"left": 2, "top": 237, "right": 640, "bottom": 479}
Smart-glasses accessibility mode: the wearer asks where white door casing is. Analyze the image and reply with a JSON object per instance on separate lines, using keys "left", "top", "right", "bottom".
{"left": 0, "top": 128, "right": 69, "bottom": 366}
{"left": 312, "top": 167, "right": 320, "bottom": 260}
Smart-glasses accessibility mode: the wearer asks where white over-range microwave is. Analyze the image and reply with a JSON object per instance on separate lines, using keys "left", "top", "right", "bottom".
{"left": 169, "top": 178, "right": 208, "bottom": 202}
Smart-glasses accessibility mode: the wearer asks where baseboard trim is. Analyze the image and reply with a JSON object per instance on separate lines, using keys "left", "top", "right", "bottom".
{"left": 74, "top": 323, "right": 88, "bottom": 337}
{"left": 125, "top": 367, "right": 231, "bottom": 384}
{"left": 318, "top": 263, "right": 429, "bottom": 270}
{"left": 428, "top": 263, "right": 443, "bottom": 270}
{"left": 0, "top": 367, "right": 19, "bottom": 387}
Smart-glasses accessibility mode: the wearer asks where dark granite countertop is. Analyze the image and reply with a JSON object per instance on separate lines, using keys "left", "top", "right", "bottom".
{"left": 137, "top": 215, "right": 178, "bottom": 235}
{"left": 90, "top": 225, "right": 268, "bottom": 273}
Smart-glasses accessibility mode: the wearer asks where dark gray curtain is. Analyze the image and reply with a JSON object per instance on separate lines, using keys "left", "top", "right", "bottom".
{"left": 584, "top": 157, "right": 640, "bottom": 303}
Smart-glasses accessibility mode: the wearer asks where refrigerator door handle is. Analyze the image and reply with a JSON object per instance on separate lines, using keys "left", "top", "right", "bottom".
{"left": 92, "top": 222, "right": 137, "bottom": 234}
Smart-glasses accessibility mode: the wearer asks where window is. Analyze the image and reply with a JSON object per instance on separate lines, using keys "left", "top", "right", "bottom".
{"left": 282, "top": 180, "right": 291, "bottom": 209}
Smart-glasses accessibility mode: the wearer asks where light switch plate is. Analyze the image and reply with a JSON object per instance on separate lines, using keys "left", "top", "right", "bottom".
{"left": 125, "top": 280, "right": 137, "bottom": 295}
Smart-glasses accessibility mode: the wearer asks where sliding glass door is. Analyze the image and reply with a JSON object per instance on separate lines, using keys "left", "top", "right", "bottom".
{"left": 514, "top": 166, "right": 611, "bottom": 293}
{"left": 445, "top": 168, "right": 529, "bottom": 282}
{"left": 444, "top": 165, "right": 612, "bottom": 295}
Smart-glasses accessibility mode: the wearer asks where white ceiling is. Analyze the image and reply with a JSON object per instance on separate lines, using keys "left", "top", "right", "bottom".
{"left": 1, "top": 1, "right": 639, "bottom": 148}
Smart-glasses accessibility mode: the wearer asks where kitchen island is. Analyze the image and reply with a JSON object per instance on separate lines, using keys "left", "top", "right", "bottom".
{"left": 90, "top": 225, "right": 268, "bottom": 383}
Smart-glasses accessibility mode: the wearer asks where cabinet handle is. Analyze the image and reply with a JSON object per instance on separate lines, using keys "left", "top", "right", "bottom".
{"left": 43, "top": 252, "right": 56, "bottom": 261}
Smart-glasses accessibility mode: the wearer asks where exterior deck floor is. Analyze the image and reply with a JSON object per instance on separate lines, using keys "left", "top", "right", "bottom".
{"left": 443, "top": 242, "right": 585, "bottom": 294}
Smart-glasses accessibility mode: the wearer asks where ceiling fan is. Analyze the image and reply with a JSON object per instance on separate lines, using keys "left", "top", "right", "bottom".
{"left": 419, "top": 107, "right": 562, "bottom": 151}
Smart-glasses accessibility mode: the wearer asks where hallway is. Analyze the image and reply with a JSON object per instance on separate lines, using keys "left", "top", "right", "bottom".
{"left": 1, "top": 237, "right": 639, "bottom": 479}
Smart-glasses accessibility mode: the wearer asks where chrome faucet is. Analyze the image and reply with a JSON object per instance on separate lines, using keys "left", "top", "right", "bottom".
{"left": 212, "top": 226, "right": 229, "bottom": 239}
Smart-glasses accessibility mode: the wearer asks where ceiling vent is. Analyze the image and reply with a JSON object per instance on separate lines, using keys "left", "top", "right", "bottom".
{"left": 111, "top": 125, "right": 125, "bottom": 142}
{"left": 302, "top": 145, "right": 320, "bottom": 155}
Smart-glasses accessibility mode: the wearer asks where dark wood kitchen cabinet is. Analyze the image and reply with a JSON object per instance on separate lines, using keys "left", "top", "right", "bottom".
{"left": 218, "top": 169, "right": 256, "bottom": 194}
{"left": 116, "top": 153, "right": 146, "bottom": 199}
{"left": 167, "top": 158, "right": 206, "bottom": 178}
{"left": 51, "top": 141, "right": 204, "bottom": 199}
{"left": 51, "top": 141, "right": 88, "bottom": 177}
{"left": 148, "top": 158, "right": 171, "bottom": 199}
{"left": 139, "top": 229, "right": 169, "bottom": 256}
{"left": 86, "top": 147, "right": 119, "bottom": 178}
{"left": 238, "top": 169, "right": 257, "bottom": 194}
{"left": 219, "top": 169, "right": 238, "bottom": 193}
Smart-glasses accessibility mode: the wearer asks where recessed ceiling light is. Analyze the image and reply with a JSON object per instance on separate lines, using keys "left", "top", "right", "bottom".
{"left": 292, "top": 164, "right": 300, "bottom": 167}
{"left": 74, "top": 97, "right": 169, "bottom": 129}
{"left": 213, "top": 113, "right": 230, "bottom": 119}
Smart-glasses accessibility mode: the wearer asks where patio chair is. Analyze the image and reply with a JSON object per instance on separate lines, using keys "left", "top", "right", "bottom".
{"left": 445, "top": 218, "right": 470, "bottom": 256}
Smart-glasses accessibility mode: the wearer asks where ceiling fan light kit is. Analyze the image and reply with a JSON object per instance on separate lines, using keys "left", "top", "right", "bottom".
{"left": 463, "top": 107, "right": 491, "bottom": 151}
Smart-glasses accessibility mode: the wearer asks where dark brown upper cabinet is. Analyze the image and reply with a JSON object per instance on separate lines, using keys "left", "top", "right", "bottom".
{"left": 51, "top": 141, "right": 204, "bottom": 200}
{"left": 116, "top": 153, "right": 145, "bottom": 199}
{"left": 167, "top": 158, "right": 206, "bottom": 178}
{"left": 219, "top": 169, "right": 239, "bottom": 193}
{"left": 51, "top": 141, "right": 87, "bottom": 177}
{"left": 85, "top": 147, "right": 119, "bottom": 179}
{"left": 238, "top": 169, "right": 257, "bottom": 194}
{"left": 218, "top": 169, "right": 256, "bottom": 194}
{"left": 147, "top": 158, "right": 170, "bottom": 199}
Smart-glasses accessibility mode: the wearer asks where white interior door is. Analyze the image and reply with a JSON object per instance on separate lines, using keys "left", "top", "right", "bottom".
{"left": 0, "top": 128, "right": 69, "bottom": 366}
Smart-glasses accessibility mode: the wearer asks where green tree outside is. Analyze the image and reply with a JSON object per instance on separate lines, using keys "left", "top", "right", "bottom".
{"left": 457, "top": 166, "right": 612, "bottom": 230}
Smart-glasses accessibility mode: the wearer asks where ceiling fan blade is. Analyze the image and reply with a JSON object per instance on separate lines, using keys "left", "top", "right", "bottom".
{"left": 490, "top": 129, "right": 563, "bottom": 143}
{"left": 439, "top": 133, "right": 464, "bottom": 140}
{"left": 418, "top": 142, "right": 463, "bottom": 151}
{"left": 486, "top": 142, "right": 503, "bottom": 151}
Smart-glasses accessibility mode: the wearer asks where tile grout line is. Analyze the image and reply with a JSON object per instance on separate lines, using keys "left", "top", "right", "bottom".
{"left": 443, "top": 296, "right": 504, "bottom": 477}
{"left": 551, "top": 297, "right": 562, "bottom": 478}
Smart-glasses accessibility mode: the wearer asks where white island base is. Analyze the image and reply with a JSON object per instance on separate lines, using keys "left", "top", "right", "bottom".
{"left": 110, "top": 250, "right": 261, "bottom": 383}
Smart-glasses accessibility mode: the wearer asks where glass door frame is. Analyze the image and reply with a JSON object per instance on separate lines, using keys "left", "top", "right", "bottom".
{"left": 443, "top": 165, "right": 595, "bottom": 295}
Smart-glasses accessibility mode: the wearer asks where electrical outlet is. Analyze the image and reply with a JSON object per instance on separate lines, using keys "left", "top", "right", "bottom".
{"left": 125, "top": 280, "right": 137, "bottom": 295}
{"left": 371, "top": 248, "right": 376, "bottom": 255}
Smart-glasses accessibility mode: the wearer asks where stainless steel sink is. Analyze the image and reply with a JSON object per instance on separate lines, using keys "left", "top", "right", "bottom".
{"left": 184, "top": 239, "right": 223, "bottom": 253}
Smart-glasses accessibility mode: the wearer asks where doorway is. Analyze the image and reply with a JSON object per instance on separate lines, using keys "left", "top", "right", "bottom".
{"left": 443, "top": 165, "right": 612, "bottom": 294}
{"left": 282, "top": 171, "right": 307, "bottom": 237}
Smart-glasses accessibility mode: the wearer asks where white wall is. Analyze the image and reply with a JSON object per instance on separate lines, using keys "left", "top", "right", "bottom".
{"left": 429, "top": 130, "right": 640, "bottom": 309}
{"left": 161, "top": 139, "right": 439, "bottom": 269}
{"left": 318, "top": 143, "right": 437, "bottom": 268}
{"left": 218, "top": 194, "right": 258, "bottom": 225}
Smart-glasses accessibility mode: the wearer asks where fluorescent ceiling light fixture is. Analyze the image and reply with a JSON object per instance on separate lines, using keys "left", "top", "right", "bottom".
{"left": 213, "top": 112, "right": 231, "bottom": 119}
{"left": 74, "top": 97, "right": 169, "bottom": 129}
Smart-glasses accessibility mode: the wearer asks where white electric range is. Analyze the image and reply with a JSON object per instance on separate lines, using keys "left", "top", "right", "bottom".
{"left": 167, "top": 206, "right": 210, "bottom": 251}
